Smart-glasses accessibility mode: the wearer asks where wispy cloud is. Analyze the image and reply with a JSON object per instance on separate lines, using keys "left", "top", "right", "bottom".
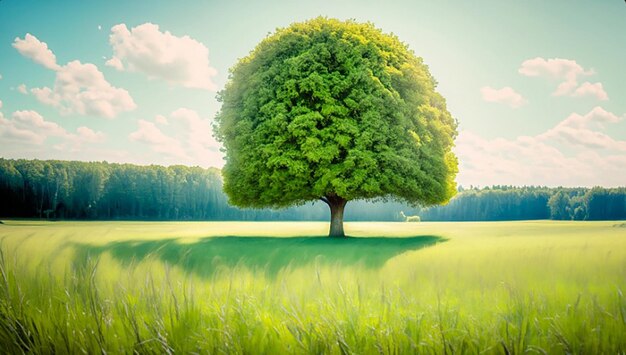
{"left": 480, "top": 86, "right": 526, "bottom": 108}
{"left": 129, "top": 119, "right": 188, "bottom": 159}
{"left": 129, "top": 108, "right": 223, "bottom": 167}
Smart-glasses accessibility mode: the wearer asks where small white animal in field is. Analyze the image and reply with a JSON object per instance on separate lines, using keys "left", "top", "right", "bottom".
{"left": 399, "top": 211, "right": 420, "bottom": 222}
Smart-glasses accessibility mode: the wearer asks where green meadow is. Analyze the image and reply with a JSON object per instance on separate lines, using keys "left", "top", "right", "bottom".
{"left": 0, "top": 220, "right": 624, "bottom": 353}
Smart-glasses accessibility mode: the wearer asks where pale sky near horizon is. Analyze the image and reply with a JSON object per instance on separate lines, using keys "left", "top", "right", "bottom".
{"left": 0, "top": 0, "right": 625, "bottom": 187}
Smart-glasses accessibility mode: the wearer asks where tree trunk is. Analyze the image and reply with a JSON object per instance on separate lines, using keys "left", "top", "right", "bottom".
{"left": 323, "top": 196, "right": 347, "bottom": 238}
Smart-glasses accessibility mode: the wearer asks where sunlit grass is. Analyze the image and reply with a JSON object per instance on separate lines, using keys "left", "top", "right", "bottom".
{"left": 0, "top": 220, "right": 624, "bottom": 353}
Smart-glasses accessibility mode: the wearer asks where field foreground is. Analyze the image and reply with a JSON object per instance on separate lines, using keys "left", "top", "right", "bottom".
{"left": 0, "top": 220, "right": 624, "bottom": 353}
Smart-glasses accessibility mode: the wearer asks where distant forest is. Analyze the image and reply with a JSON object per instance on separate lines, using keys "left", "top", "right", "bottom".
{"left": 0, "top": 159, "right": 625, "bottom": 221}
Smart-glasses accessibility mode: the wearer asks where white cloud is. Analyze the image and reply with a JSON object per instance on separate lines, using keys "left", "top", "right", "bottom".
{"left": 480, "top": 86, "right": 526, "bottom": 108}
{"left": 170, "top": 108, "right": 222, "bottom": 164}
{"left": 52, "top": 126, "right": 107, "bottom": 152}
{"left": 17, "top": 84, "right": 28, "bottom": 94}
{"left": 0, "top": 114, "right": 46, "bottom": 145}
{"left": 571, "top": 82, "right": 608, "bottom": 101}
{"left": 0, "top": 110, "right": 104, "bottom": 150}
{"left": 76, "top": 126, "right": 106, "bottom": 143}
{"left": 107, "top": 23, "right": 217, "bottom": 90}
{"left": 129, "top": 108, "right": 223, "bottom": 167}
{"left": 155, "top": 114, "right": 168, "bottom": 125}
{"left": 12, "top": 34, "right": 61, "bottom": 70}
{"left": 455, "top": 107, "right": 626, "bottom": 187}
{"left": 539, "top": 107, "right": 625, "bottom": 150}
{"left": 519, "top": 57, "right": 588, "bottom": 77}
{"left": 0, "top": 74, "right": 3, "bottom": 80}
{"left": 0, "top": 110, "right": 133, "bottom": 162}
{"left": 0, "top": 100, "right": 2, "bottom": 109}
{"left": 105, "top": 56, "right": 124, "bottom": 70}
{"left": 129, "top": 119, "right": 188, "bottom": 159}
{"left": 518, "top": 57, "right": 608, "bottom": 100}
{"left": 98, "top": 25, "right": 102, "bottom": 31}
{"left": 31, "top": 60, "right": 136, "bottom": 118}
{"left": 13, "top": 33, "right": 136, "bottom": 118}
{"left": 5, "top": 110, "right": 66, "bottom": 144}
{"left": 130, "top": 119, "right": 175, "bottom": 145}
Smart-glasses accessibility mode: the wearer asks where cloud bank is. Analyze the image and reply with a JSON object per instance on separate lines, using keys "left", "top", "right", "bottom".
{"left": 0, "top": 110, "right": 105, "bottom": 148}
{"left": 455, "top": 107, "right": 626, "bottom": 187}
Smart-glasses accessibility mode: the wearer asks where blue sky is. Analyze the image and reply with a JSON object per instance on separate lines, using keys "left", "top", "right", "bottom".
{"left": 0, "top": 0, "right": 625, "bottom": 187}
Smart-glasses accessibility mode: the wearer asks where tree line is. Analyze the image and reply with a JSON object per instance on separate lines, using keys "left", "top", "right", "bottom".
{"left": 0, "top": 159, "right": 624, "bottom": 221}
{"left": 416, "top": 186, "right": 624, "bottom": 221}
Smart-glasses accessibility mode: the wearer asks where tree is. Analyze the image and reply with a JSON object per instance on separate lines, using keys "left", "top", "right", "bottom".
{"left": 548, "top": 190, "right": 570, "bottom": 220}
{"left": 215, "top": 17, "right": 459, "bottom": 237}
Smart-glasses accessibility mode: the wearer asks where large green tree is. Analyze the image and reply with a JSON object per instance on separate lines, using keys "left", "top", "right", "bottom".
{"left": 215, "top": 18, "right": 459, "bottom": 237}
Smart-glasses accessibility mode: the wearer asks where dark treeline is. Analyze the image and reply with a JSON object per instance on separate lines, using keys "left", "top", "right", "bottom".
{"left": 417, "top": 186, "right": 623, "bottom": 221}
{"left": 0, "top": 158, "right": 334, "bottom": 221}
{"left": 417, "top": 186, "right": 552, "bottom": 221}
{"left": 0, "top": 158, "right": 231, "bottom": 220}
{"left": 0, "top": 158, "right": 625, "bottom": 221}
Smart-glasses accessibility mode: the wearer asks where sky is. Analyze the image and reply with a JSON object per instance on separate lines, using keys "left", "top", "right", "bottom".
{"left": 0, "top": 0, "right": 625, "bottom": 187}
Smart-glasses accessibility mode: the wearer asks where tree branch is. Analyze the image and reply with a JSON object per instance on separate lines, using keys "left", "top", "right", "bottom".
{"left": 319, "top": 196, "right": 330, "bottom": 205}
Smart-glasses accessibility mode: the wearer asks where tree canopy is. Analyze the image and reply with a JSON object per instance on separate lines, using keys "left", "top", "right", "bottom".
{"left": 215, "top": 17, "right": 459, "bottom": 236}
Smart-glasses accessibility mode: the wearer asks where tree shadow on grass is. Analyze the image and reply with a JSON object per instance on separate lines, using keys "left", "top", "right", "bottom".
{"left": 72, "top": 235, "right": 445, "bottom": 277}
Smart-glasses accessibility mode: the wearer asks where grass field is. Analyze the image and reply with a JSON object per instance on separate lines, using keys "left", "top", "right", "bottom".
{"left": 0, "top": 220, "right": 624, "bottom": 353}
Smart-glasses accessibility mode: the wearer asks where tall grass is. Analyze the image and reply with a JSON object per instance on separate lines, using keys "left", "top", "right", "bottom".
{"left": 0, "top": 220, "right": 624, "bottom": 353}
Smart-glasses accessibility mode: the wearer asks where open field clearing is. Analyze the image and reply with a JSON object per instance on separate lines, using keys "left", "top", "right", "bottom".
{"left": 0, "top": 220, "right": 625, "bottom": 353}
